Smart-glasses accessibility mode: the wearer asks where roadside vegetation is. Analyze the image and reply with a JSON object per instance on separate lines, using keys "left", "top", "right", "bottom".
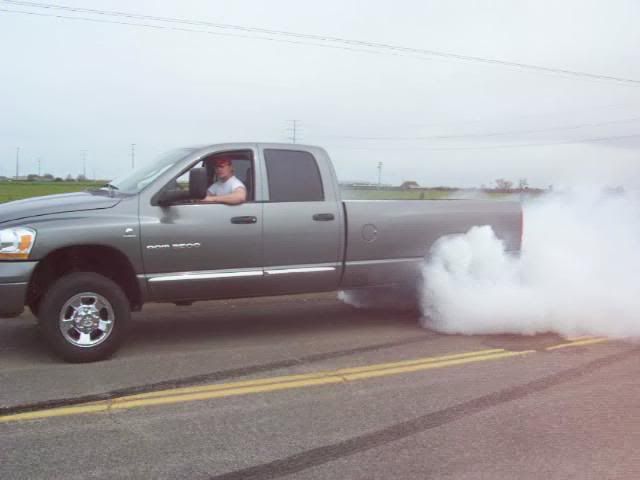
{"left": 341, "top": 188, "right": 452, "bottom": 200}
{"left": 0, "top": 181, "right": 536, "bottom": 204}
{"left": 0, "top": 181, "right": 104, "bottom": 204}
{"left": 340, "top": 187, "right": 528, "bottom": 200}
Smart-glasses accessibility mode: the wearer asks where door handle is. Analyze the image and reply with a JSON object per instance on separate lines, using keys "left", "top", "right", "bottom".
{"left": 231, "top": 216, "right": 258, "bottom": 224}
{"left": 313, "top": 213, "right": 335, "bottom": 221}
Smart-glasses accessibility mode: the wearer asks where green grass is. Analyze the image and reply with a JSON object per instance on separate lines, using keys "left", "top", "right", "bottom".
{"left": 341, "top": 188, "right": 452, "bottom": 200}
{"left": 340, "top": 188, "right": 513, "bottom": 200}
{"left": 0, "top": 182, "right": 519, "bottom": 204}
{"left": 0, "top": 181, "right": 104, "bottom": 204}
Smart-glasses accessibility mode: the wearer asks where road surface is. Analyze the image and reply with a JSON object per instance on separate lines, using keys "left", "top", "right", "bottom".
{"left": 1, "top": 293, "right": 638, "bottom": 479}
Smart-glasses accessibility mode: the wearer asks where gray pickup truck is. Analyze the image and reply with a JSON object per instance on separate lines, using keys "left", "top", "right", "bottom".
{"left": 0, "top": 143, "right": 522, "bottom": 362}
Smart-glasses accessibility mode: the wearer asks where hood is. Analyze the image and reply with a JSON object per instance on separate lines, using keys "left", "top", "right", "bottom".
{"left": 0, "top": 191, "right": 124, "bottom": 224}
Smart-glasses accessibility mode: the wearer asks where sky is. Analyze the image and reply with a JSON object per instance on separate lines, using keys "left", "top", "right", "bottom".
{"left": 1, "top": 0, "right": 639, "bottom": 187}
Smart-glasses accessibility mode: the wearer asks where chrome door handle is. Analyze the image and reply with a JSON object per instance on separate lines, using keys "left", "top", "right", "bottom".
{"left": 312, "top": 213, "right": 335, "bottom": 221}
{"left": 231, "top": 216, "right": 258, "bottom": 224}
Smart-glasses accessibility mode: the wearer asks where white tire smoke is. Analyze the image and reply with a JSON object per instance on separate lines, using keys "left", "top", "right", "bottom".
{"left": 420, "top": 189, "right": 640, "bottom": 338}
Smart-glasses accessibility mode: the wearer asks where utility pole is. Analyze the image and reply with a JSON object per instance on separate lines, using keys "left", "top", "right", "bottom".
{"left": 38, "top": 157, "right": 42, "bottom": 177}
{"left": 377, "top": 161, "right": 383, "bottom": 187}
{"left": 288, "top": 120, "right": 299, "bottom": 144}
{"left": 81, "top": 150, "right": 87, "bottom": 178}
{"left": 131, "top": 144, "right": 136, "bottom": 169}
{"left": 15, "top": 147, "right": 20, "bottom": 179}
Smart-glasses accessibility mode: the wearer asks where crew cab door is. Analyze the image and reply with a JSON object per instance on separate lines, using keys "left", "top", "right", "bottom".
{"left": 139, "top": 154, "right": 264, "bottom": 301}
{"left": 260, "top": 148, "right": 343, "bottom": 294}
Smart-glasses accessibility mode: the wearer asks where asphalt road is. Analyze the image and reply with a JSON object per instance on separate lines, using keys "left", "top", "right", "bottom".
{"left": 1, "top": 293, "right": 639, "bottom": 479}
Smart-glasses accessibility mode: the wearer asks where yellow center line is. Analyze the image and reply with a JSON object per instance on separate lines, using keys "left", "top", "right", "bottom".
{"left": 105, "top": 351, "right": 534, "bottom": 415}
{"left": 0, "top": 348, "right": 519, "bottom": 423}
{"left": 546, "top": 337, "right": 609, "bottom": 350}
{"left": 119, "top": 348, "right": 506, "bottom": 402}
{"left": 111, "top": 350, "right": 533, "bottom": 411}
{"left": 1, "top": 337, "right": 610, "bottom": 424}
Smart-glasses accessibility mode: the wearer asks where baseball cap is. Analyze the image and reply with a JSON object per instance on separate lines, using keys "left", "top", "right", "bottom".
{"left": 213, "top": 157, "right": 232, "bottom": 167}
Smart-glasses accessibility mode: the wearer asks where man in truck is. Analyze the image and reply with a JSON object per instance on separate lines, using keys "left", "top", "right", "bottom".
{"left": 203, "top": 156, "right": 247, "bottom": 205}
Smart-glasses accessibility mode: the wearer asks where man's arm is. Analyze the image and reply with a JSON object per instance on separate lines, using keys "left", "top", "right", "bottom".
{"left": 203, "top": 187, "right": 247, "bottom": 205}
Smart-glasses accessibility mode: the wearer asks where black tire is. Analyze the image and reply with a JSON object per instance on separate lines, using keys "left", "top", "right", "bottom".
{"left": 38, "top": 272, "right": 130, "bottom": 363}
{"left": 28, "top": 297, "right": 41, "bottom": 318}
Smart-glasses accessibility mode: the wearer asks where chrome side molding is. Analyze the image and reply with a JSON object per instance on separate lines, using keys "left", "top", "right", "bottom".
{"left": 264, "top": 267, "right": 336, "bottom": 275}
{"left": 148, "top": 270, "right": 263, "bottom": 283}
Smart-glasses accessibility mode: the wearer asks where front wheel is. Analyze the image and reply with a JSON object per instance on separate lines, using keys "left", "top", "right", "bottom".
{"left": 38, "top": 272, "right": 130, "bottom": 363}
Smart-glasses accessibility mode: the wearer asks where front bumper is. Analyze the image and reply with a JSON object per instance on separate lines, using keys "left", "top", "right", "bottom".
{"left": 0, "top": 261, "right": 38, "bottom": 317}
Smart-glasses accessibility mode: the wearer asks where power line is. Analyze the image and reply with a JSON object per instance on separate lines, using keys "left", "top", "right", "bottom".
{"left": 301, "top": 99, "right": 640, "bottom": 133}
{"left": 2, "top": 0, "right": 640, "bottom": 87}
{"left": 0, "top": 7, "right": 392, "bottom": 57}
{"left": 329, "top": 132, "right": 640, "bottom": 152}
{"left": 319, "top": 115, "right": 640, "bottom": 141}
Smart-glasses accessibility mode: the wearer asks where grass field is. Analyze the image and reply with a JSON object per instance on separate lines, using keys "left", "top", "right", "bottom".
{"left": 341, "top": 188, "right": 454, "bottom": 200}
{"left": 0, "top": 181, "right": 515, "bottom": 204}
{"left": 340, "top": 188, "right": 514, "bottom": 200}
{"left": 0, "top": 181, "right": 104, "bottom": 204}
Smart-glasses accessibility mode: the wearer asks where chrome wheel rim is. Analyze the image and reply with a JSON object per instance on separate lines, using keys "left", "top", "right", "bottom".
{"left": 58, "top": 292, "right": 115, "bottom": 348}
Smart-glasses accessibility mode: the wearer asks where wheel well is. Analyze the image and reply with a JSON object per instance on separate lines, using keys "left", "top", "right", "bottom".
{"left": 27, "top": 245, "right": 142, "bottom": 312}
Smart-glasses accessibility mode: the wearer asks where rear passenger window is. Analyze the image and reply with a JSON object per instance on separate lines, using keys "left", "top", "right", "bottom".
{"left": 264, "top": 149, "right": 324, "bottom": 202}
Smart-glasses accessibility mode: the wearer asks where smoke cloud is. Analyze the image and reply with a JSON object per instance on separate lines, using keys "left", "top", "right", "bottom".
{"left": 420, "top": 189, "right": 640, "bottom": 338}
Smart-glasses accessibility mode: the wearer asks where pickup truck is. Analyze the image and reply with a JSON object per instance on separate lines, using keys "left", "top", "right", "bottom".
{"left": 0, "top": 143, "right": 522, "bottom": 362}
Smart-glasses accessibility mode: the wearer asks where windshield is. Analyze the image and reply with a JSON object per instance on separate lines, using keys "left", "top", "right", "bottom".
{"left": 107, "top": 148, "right": 194, "bottom": 194}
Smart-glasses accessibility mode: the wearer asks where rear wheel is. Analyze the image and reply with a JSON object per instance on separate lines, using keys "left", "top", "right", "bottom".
{"left": 38, "top": 272, "right": 130, "bottom": 363}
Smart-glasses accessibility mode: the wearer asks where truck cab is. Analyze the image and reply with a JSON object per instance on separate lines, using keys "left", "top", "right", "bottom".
{"left": 139, "top": 143, "right": 345, "bottom": 302}
{"left": 0, "top": 143, "right": 347, "bottom": 362}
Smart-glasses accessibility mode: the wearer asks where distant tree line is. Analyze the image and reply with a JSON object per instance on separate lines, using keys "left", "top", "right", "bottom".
{"left": 341, "top": 177, "right": 544, "bottom": 193}
{"left": 1, "top": 173, "right": 94, "bottom": 182}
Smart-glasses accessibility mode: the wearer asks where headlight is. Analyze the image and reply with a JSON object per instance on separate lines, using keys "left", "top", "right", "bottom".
{"left": 0, "top": 227, "right": 36, "bottom": 260}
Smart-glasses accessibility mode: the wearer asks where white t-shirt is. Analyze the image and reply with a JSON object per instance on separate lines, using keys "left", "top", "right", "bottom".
{"left": 207, "top": 176, "right": 246, "bottom": 196}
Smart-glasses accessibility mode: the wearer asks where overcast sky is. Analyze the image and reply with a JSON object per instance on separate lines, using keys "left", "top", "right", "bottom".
{"left": 1, "top": 0, "right": 639, "bottom": 187}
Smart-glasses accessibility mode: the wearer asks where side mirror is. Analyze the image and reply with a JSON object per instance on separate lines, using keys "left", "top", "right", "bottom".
{"left": 156, "top": 167, "right": 208, "bottom": 206}
{"left": 156, "top": 188, "right": 190, "bottom": 206}
{"left": 189, "top": 167, "right": 208, "bottom": 200}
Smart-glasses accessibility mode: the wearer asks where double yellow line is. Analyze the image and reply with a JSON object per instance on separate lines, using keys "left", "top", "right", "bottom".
{"left": 546, "top": 336, "right": 608, "bottom": 350}
{"left": 0, "top": 337, "right": 607, "bottom": 424}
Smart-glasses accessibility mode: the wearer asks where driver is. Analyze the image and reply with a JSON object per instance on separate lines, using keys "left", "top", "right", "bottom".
{"left": 203, "top": 156, "right": 246, "bottom": 205}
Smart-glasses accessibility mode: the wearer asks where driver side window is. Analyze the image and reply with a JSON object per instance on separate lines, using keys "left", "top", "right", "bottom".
{"left": 204, "top": 151, "right": 255, "bottom": 202}
{"left": 164, "top": 150, "right": 255, "bottom": 204}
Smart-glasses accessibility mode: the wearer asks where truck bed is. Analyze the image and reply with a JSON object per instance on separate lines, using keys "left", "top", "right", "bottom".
{"left": 341, "top": 199, "right": 522, "bottom": 288}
